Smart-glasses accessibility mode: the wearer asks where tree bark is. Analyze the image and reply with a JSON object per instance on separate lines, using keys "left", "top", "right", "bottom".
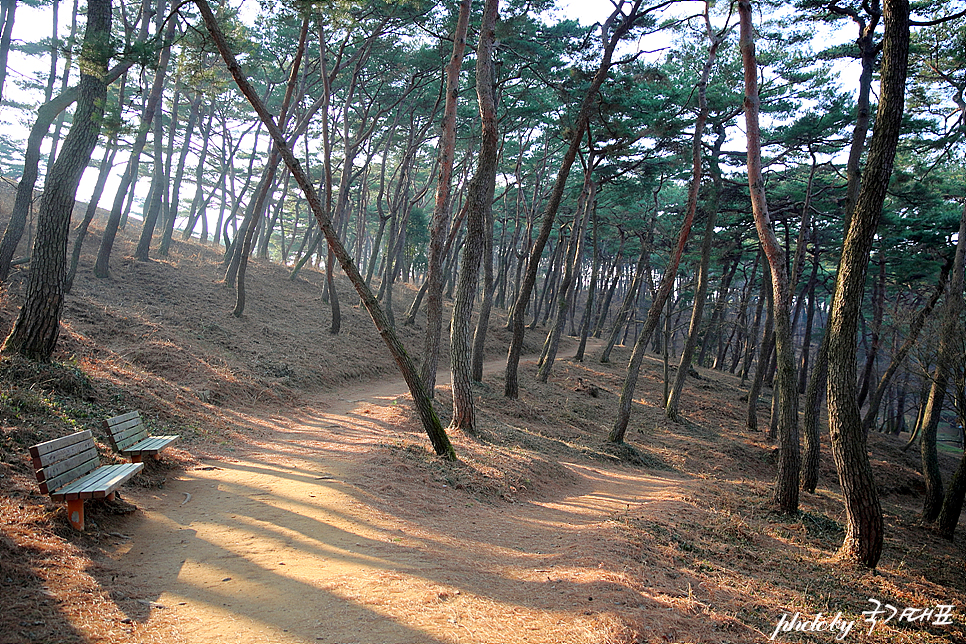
{"left": 739, "top": 0, "right": 800, "bottom": 514}
{"left": 94, "top": 0, "right": 172, "bottom": 278}
{"left": 0, "top": 0, "right": 16, "bottom": 105}
{"left": 449, "top": 0, "right": 499, "bottom": 433}
{"left": 608, "top": 7, "right": 716, "bottom": 443}
{"left": 861, "top": 262, "right": 949, "bottom": 431}
{"left": 666, "top": 122, "right": 725, "bottom": 421}
{"left": 600, "top": 237, "right": 649, "bottom": 363}
{"left": 825, "top": 0, "right": 909, "bottom": 567}
{"left": 160, "top": 92, "right": 202, "bottom": 255}
{"left": 421, "top": 0, "right": 471, "bottom": 393}
{"left": 538, "top": 173, "right": 595, "bottom": 381}
{"left": 67, "top": 136, "right": 119, "bottom": 291}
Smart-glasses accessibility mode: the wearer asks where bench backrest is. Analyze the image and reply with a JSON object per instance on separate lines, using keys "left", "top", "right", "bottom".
{"left": 29, "top": 430, "right": 99, "bottom": 495}
{"left": 104, "top": 411, "right": 148, "bottom": 452}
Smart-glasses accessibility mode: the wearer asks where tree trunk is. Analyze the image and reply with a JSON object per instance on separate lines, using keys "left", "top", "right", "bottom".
{"left": 666, "top": 121, "right": 725, "bottom": 421}
{"left": 421, "top": 0, "right": 471, "bottom": 393}
{"left": 857, "top": 256, "right": 886, "bottom": 406}
{"left": 67, "top": 136, "right": 119, "bottom": 291}
{"left": 747, "top": 275, "right": 774, "bottom": 432}
{"left": 0, "top": 0, "right": 16, "bottom": 105}
{"left": 0, "top": 59, "right": 131, "bottom": 282}
{"left": 232, "top": 19, "right": 308, "bottom": 317}
{"left": 470, "top": 176, "right": 497, "bottom": 382}
{"left": 575, "top": 212, "right": 601, "bottom": 361}
{"left": 43, "top": 0, "right": 79, "bottom": 168}
{"left": 608, "top": 8, "right": 716, "bottom": 443}
{"left": 825, "top": 0, "right": 909, "bottom": 567}
{"left": 862, "top": 261, "right": 949, "bottom": 431}
{"left": 1, "top": 0, "right": 111, "bottom": 359}
{"left": 538, "top": 174, "right": 595, "bottom": 381}
{"left": 739, "top": 0, "right": 800, "bottom": 514}
{"left": 920, "top": 200, "right": 966, "bottom": 522}
{"left": 160, "top": 92, "right": 202, "bottom": 255}
{"left": 600, "top": 237, "right": 649, "bottom": 363}
{"left": 701, "top": 252, "right": 740, "bottom": 368}
{"left": 797, "top": 252, "right": 820, "bottom": 392}
{"left": 449, "top": 0, "right": 499, "bottom": 433}
{"left": 937, "top": 369, "right": 966, "bottom": 538}
{"left": 135, "top": 25, "right": 175, "bottom": 261}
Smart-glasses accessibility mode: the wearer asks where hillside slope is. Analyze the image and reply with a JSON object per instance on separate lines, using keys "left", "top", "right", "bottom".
{"left": 0, "top": 188, "right": 964, "bottom": 644}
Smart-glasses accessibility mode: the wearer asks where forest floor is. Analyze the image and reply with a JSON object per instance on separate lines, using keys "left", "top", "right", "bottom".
{"left": 0, "top": 183, "right": 965, "bottom": 644}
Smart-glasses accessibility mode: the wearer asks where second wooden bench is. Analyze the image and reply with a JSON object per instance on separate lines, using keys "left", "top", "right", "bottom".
{"left": 104, "top": 411, "right": 180, "bottom": 463}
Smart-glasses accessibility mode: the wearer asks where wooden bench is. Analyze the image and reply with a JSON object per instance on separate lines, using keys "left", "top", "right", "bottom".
{"left": 29, "top": 430, "right": 143, "bottom": 530}
{"left": 103, "top": 411, "right": 180, "bottom": 463}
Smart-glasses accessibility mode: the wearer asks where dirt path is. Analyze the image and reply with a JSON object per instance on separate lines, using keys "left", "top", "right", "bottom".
{"left": 114, "top": 356, "right": 691, "bottom": 644}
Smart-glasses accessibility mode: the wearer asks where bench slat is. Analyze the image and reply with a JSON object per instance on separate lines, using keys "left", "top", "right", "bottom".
{"left": 109, "top": 417, "right": 145, "bottom": 437}
{"left": 51, "top": 463, "right": 143, "bottom": 501}
{"left": 108, "top": 420, "right": 147, "bottom": 444}
{"left": 39, "top": 458, "right": 101, "bottom": 494}
{"left": 112, "top": 422, "right": 146, "bottom": 440}
{"left": 105, "top": 411, "right": 179, "bottom": 460}
{"left": 31, "top": 435, "right": 93, "bottom": 469}
{"left": 105, "top": 410, "right": 141, "bottom": 427}
{"left": 116, "top": 432, "right": 149, "bottom": 451}
{"left": 124, "top": 435, "right": 179, "bottom": 454}
{"left": 104, "top": 412, "right": 149, "bottom": 451}
{"left": 36, "top": 447, "right": 99, "bottom": 488}
{"left": 29, "top": 430, "right": 93, "bottom": 461}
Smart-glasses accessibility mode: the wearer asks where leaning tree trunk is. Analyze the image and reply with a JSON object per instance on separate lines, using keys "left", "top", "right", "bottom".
{"left": 800, "top": 0, "right": 881, "bottom": 495}
{"left": 825, "top": 0, "right": 909, "bottom": 568}
{"left": 160, "top": 92, "right": 202, "bottom": 255}
{"left": 608, "top": 10, "right": 716, "bottom": 443}
{"left": 67, "top": 135, "right": 119, "bottom": 291}
{"left": 134, "top": 33, "right": 174, "bottom": 261}
{"left": 449, "top": 0, "right": 499, "bottom": 433}
{"left": 505, "top": 2, "right": 647, "bottom": 399}
{"left": 600, "top": 237, "right": 649, "bottom": 363}
{"left": 538, "top": 174, "right": 595, "bottom": 381}
{"left": 195, "top": 0, "right": 456, "bottom": 460}
{"left": 1, "top": 0, "right": 111, "bottom": 359}
{"left": 232, "top": 19, "right": 309, "bottom": 317}
{"left": 746, "top": 267, "right": 774, "bottom": 432}
{"left": 0, "top": 57, "right": 133, "bottom": 282}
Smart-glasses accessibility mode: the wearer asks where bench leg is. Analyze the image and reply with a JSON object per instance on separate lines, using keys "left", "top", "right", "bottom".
{"left": 131, "top": 454, "right": 143, "bottom": 463}
{"left": 67, "top": 499, "right": 85, "bottom": 531}
{"left": 106, "top": 491, "right": 116, "bottom": 501}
